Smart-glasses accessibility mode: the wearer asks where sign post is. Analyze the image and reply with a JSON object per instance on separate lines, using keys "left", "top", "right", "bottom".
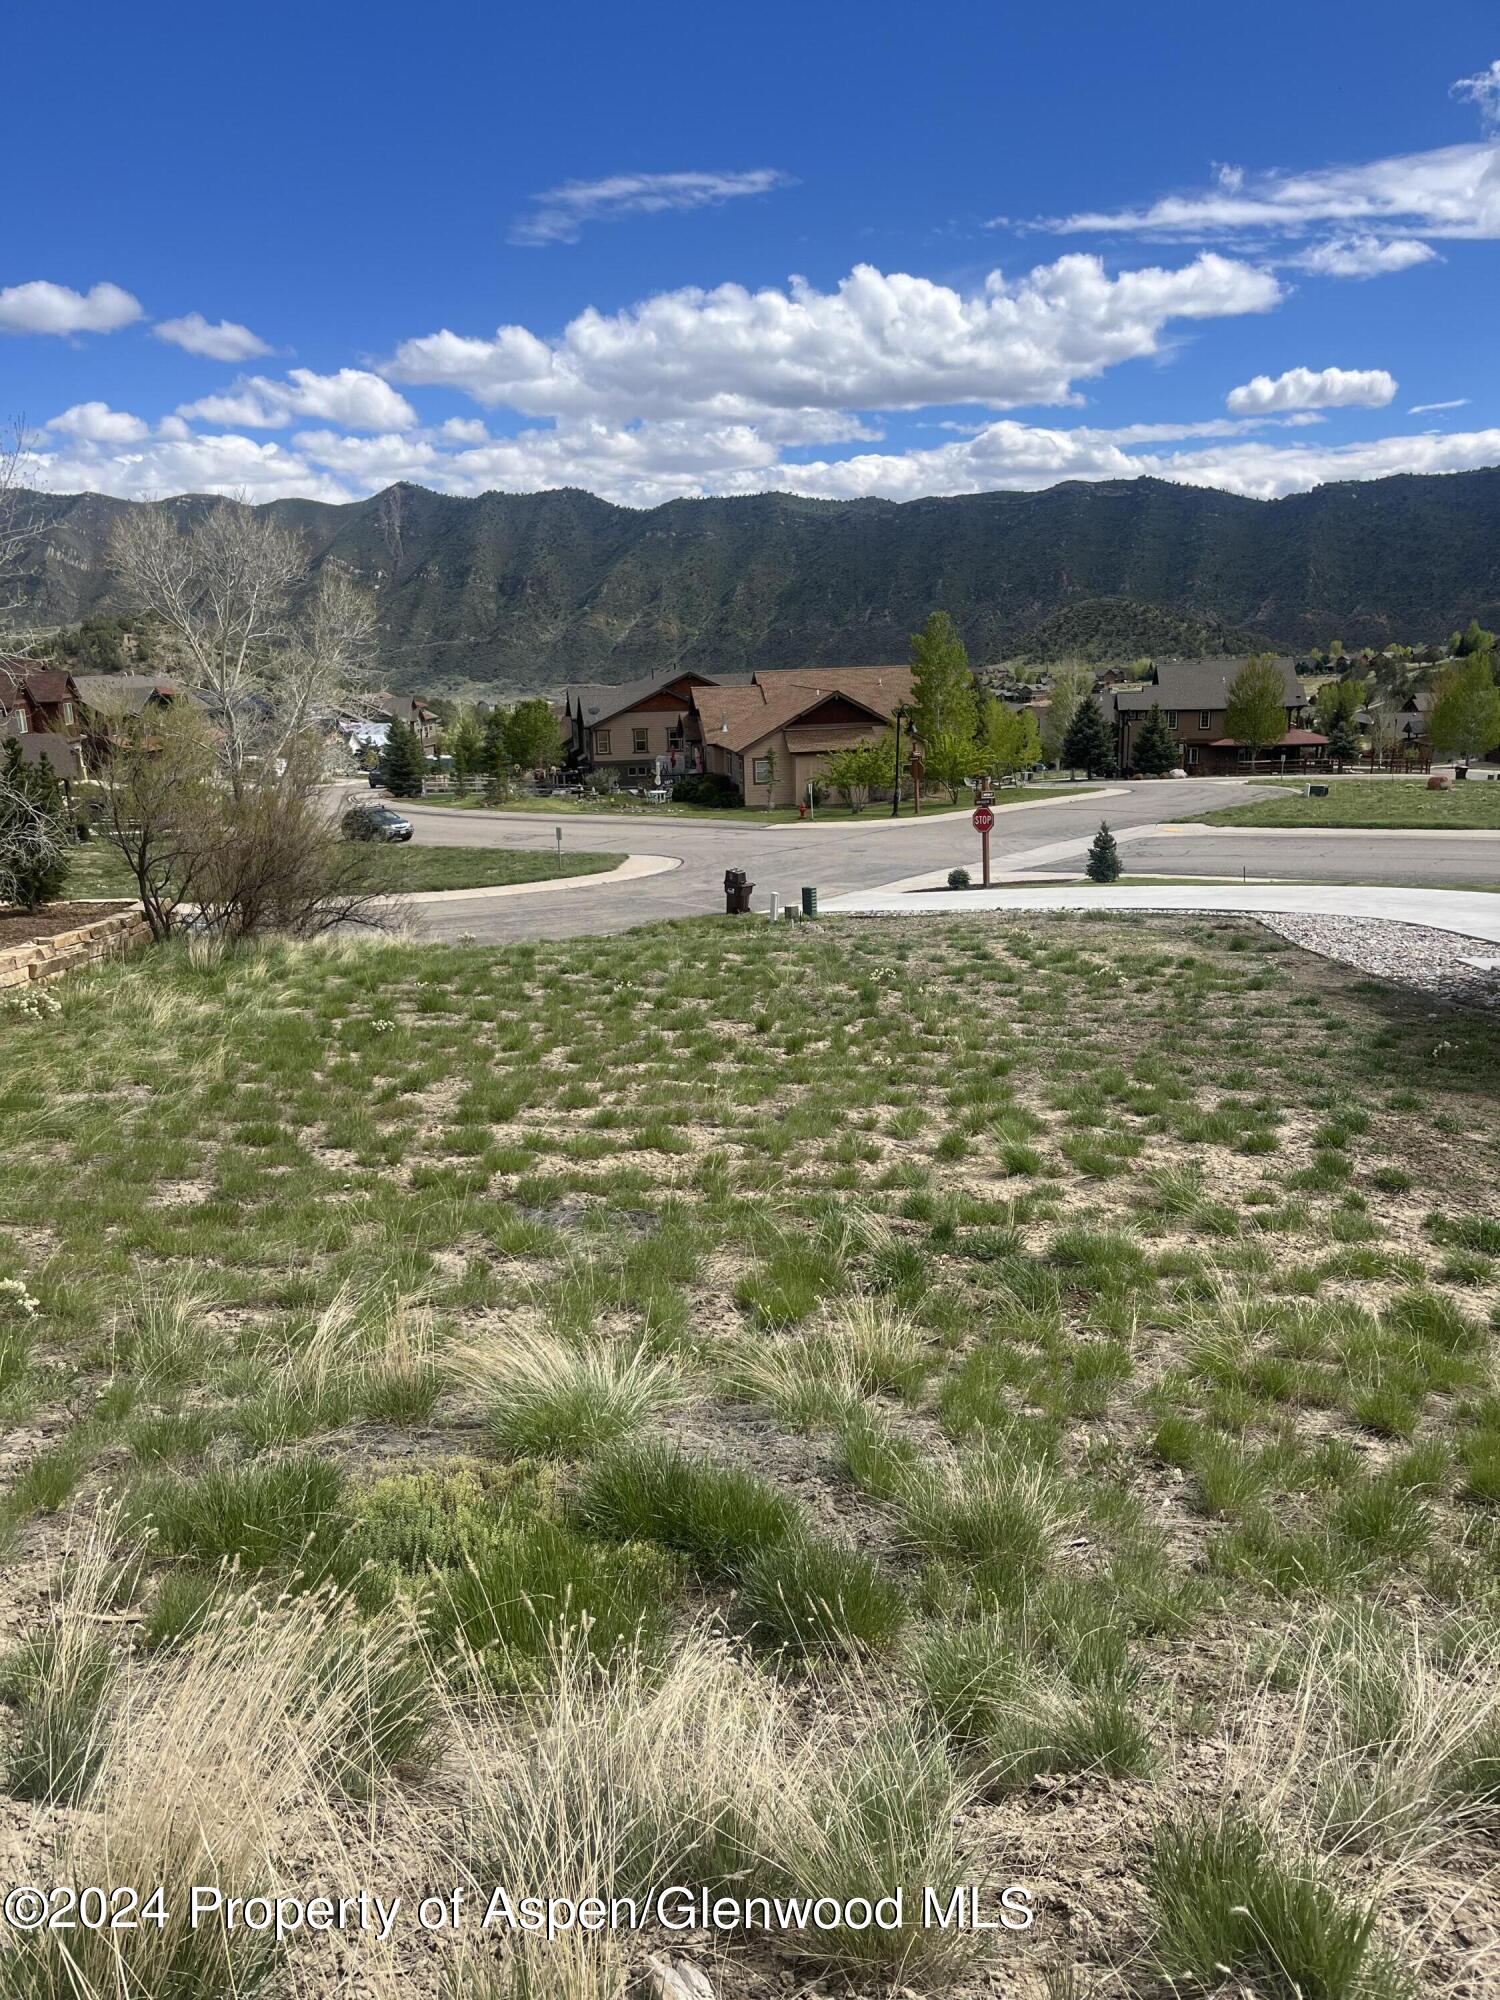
{"left": 971, "top": 798, "right": 995, "bottom": 886}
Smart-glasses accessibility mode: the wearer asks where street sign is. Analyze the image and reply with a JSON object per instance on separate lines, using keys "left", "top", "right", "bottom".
{"left": 971, "top": 804, "right": 994, "bottom": 833}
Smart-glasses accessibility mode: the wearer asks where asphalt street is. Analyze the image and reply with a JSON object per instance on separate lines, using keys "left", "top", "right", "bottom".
{"left": 372, "top": 778, "right": 1497, "bottom": 942}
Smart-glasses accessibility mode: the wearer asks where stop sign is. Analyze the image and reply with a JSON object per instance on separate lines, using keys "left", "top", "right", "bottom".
{"left": 971, "top": 804, "right": 995, "bottom": 833}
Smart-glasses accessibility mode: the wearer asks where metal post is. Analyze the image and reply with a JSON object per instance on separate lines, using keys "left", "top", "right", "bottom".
{"left": 554, "top": 826, "right": 563, "bottom": 869}
{"left": 889, "top": 708, "right": 902, "bottom": 817}
{"left": 768, "top": 891, "right": 781, "bottom": 922}
{"left": 982, "top": 823, "right": 991, "bottom": 887}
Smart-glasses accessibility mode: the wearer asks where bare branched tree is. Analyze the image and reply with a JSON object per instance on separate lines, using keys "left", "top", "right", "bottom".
{"left": 0, "top": 419, "right": 49, "bottom": 650}
{"left": 108, "top": 498, "right": 376, "bottom": 789}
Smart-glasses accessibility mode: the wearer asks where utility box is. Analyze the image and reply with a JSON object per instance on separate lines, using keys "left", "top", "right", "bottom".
{"left": 1306, "top": 783, "right": 1329, "bottom": 797}
{"left": 801, "top": 885, "right": 819, "bottom": 918}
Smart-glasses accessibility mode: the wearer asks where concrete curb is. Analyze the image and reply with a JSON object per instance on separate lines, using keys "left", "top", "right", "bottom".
{"left": 400, "top": 786, "right": 1125, "bottom": 835}
{"left": 1164, "top": 823, "right": 1500, "bottom": 842}
{"left": 396, "top": 852, "right": 681, "bottom": 906}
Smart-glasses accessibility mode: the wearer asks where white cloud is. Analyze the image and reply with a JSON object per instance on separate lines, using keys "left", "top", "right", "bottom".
{"left": 178, "top": 367, "right": 417, "bottom": 431}
{"left": 510, "top": 168, "right": 792, "bottom": 246}
{"left": 1290, "top": 234, "right": 1438, "bottom": 278}
{"left": 46, "top": 401, "right": 150, "bottom": 443}
{"left": 0, "top": 280, "right": 142, "bottom": 336}
{"left": 1031, "top": 114, "right": 1500, "bottom": 243}
{"left": 439, "top": 416, "right": 490, "bottom": 444}
{"left": 1226, "top": 365, "right": 1396, "bottom": 414}
{"left": 153, "top": 312, "right": 271, "bottom": 361}
{"left": 387, "top": 252, "right": 1281, "bottom": 427}
{"left": 1409, "top": 397, "right": 1469, "bottom": 414}
{"left": 24, "top": 430, "right": 353, "bottom": 503}
{"left": 1453, "top": 58, "right": 1500, "bottom": 131}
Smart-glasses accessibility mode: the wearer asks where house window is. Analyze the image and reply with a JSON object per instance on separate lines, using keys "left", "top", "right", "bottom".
{"left": 1166, "top": 710, "right": 1178, "bottom": 729}
{"left": 594, "top": 730, "right": 612, "bottom": 755}
{"left": 752, "top": 755, "right": 772, "bottom": 786}
{"left": 632, "top": 727, "right": 649, "bottom": 754}
{"left": 1198, "top": 710, "right": 1212, "bottom": 729}
{"left": 1184, "top": 744, "right": 1198, "bottom": 766}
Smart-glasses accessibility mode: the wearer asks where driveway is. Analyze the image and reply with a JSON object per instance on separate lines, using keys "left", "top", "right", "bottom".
{"left": 387, "top": 780, "right": 1500, "bottom": 941}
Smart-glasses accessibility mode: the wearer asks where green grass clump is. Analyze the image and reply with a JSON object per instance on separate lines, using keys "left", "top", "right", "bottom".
{"left": 739, "top": 1538, "right": 907, "bottom": 1655}
{"left": 481, "top": 1333, "right": 680, "bottom": 1460}
{"left": 576, "top": 1442, "right": 800, "bottom": 1579}
{"left": 1147, "top": 1816, "right": 1410, "bottom": 1999}
{"left": 123, "top": 1456, "right": 348, "bottom": 1579}
{"left": 427, "top": 1517, "right": 675, "bottom": 1685}
{"left": 0, "top": 1630, "right": 117, "bottom": 1802}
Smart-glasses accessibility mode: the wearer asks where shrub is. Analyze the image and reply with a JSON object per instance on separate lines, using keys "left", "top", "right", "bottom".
{"left": 0, "top": 739, "right": 71, "bottom": 910}
{"left": 671, "top": 773, "right": 743, "bottom": 808}
{"left": 947, "top": 867, "right": 971, "bottom": 890}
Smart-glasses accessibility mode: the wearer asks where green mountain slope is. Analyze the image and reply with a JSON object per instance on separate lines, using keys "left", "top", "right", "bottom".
{"left": 13, "top": 470, "right": 1500, "bottom": 696}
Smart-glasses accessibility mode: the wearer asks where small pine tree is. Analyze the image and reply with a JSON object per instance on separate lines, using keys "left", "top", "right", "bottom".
{"left": 0, "top": 741, "right": 71, "bottom": 910}
{"left": 1131, "top": 703, "right": 1178, "bottom": 777}
{"left": 380, "top": 718, "right": 426, "bottom": 798}
{"left": 1061, "top": 693, "right": 1114, "bottom": 777}
{"left": 1326, "top": 712, "right": 1360, "bottom": 769}
{"left": 1085, "top": 820, "right": 1122, "bottom": 883}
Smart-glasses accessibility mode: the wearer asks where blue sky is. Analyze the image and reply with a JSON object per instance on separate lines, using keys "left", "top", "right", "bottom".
{"left": 8, "top": 0, "right": 1500, "bottom": 507}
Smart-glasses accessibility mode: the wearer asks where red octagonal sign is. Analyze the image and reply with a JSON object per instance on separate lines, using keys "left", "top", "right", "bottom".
{"left": 971, "top": 805, "right": 995, "bottom": 833}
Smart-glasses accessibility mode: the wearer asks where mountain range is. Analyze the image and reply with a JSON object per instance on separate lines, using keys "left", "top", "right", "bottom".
{"left": 14, "top": 469, "right": 1500, "bottom": 696}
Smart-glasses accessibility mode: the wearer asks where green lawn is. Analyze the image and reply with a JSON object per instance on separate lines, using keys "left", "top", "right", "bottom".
{"left": 64, "top": 839, "right": 625, "bottom": 898}
{"left": 1181, "top": 777, "right": 1500, "bottom": 831}
{"left": 435, "top": 781, "right": 1097, "bottom": 824}
{"left": 1, "top": 914, "right": 1496, "bottom": 1998}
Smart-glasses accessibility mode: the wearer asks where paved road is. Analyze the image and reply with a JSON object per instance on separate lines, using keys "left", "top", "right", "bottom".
{"left": 369, "top": 780, "right": 1499, "bottom": 941}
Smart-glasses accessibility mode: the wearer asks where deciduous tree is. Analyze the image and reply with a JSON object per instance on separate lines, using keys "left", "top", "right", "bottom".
{"left": 909, "top": 612, "right": 978, "bottom": 751}
{"left": 503, "top": 698, "right": 562, "bottom": 772}
{"left": 1430, "top": 654, "right": 1500, "bottom": 763}
{"left": 1225, "top": 656, "right": 1288, "bottom": 764}
{"left": 1040, "top": 663, "right": 1094, "bottom": 765}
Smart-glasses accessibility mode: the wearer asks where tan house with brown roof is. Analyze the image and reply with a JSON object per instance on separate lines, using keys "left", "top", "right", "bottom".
{"left": 689, "top": 666, "right": 915, "bottom": 807}
{"left": 562, "top": 668, "right": 746, "bottom": 784}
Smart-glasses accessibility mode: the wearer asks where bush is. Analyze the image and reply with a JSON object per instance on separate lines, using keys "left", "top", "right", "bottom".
{"left": 0, "top": 740, "right": 70, "bottom": 911}
{"left": 671, "top": 772, "right": 743, "bottom": 808}
{"left": 947, "top": 867, "right": 971, "bottom": 890}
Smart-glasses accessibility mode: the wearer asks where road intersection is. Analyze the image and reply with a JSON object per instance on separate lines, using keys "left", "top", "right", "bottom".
{"left": 381, "top": 778, "right": 1499, "bottom": 943}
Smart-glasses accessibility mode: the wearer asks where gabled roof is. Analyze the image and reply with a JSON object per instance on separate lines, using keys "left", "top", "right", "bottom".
{"left": 566, "top": 668, "right": 750, "bottom": 728}
{"left": 691, "top": 666, "right": 914, "bottom": 753}
{"left": 73, "top": 674, "right": 190, "bottom": 716}
{"left": 1113, "top": 656, "right": 1305, "bottom": 713}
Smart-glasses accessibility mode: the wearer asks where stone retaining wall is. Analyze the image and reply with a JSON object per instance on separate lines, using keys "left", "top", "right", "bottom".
{"left": 0, "top": 908, "right": 149, "bottom": 990}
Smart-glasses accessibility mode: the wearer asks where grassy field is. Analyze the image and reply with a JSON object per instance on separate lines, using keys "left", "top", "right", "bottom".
{"left": 1182, "top": 777, "right": 1500, "bottom": 831}
{"left": 438, "top": 783, "right": 1097, "bottom": 824}
{"left": 1, "top": 914, "right": 1498, "bottom": 1997}
{"left": 63, "top": 840, "right": 626, "bottom": 898}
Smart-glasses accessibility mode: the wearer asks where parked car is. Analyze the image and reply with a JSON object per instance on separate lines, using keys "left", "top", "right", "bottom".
{"left": 342, "top": 802, "right": 413, "bottom": 843}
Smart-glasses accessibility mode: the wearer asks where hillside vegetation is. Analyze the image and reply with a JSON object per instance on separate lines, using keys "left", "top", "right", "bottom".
{"left": 12, "top": 469, "right": 1500, "bottom": 696}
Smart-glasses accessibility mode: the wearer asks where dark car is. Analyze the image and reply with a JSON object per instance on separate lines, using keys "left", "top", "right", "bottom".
{"left": 342, "top": 802, "right": 414, "bottom": 843}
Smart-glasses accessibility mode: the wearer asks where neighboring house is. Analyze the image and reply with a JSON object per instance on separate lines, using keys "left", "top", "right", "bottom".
{"left": 562, "top": 669, "right": 750, "bottom": 784}
{"left": 0, "top": 660, "right": 85, "bottom": 779}
{"left": 689, "top": 666, "right": 915, "bottom": 807}
{"left": 371, "top": 692, "right": 440, "bottom": 748}
{"left": 71, "top": 674, "right": 194, "bottom": 771}
{"left": 1112, "top": 657, "right": 1325, "bottom": 775}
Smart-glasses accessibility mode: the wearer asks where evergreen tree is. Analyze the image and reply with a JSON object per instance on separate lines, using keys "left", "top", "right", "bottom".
{"left": 1060, "top": 693, "right": 1113, "bottom": 777}
{"left": 380, "top": 718, "right": 426, "bottom": 797}
{"left": 1326, "top": 711, "right": 1360, "bottom": 769}
{"left": 0, "top": 741, "right": 71, "bottom": 909}
{"left": 1130, "top": 703, "right": 1178, "bottom": 776}
{"left": 1085, "top": 821, "right": 1122, "bottom": 883}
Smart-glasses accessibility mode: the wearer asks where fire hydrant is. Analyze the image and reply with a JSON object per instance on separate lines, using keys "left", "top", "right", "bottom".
{"left": 723, "top": 867, "right": 754, "bottom": 915}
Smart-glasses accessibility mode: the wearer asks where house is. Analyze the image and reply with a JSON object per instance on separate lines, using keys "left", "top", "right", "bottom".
{"left": 0, "top": 661, "right": 85, "bottom": 780}
{"left": 689, "top": 666, "right": 915, "bottom": 807}
{"left": 1111, "top": 657, "right": 1325, "bottom": 775}
{"left": 71, "top": 674, "right": 194, "bottom": 771}
{"left": 371, "top": 692, "right": 441, "bottom": 748}
{"left": 562, "top": 669, "right": 751, "bottom": 785}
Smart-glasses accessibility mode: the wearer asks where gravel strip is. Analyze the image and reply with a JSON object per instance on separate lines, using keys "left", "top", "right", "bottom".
{"left": 1255, "top": 914, "right": 1500, "bottom": 1011}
